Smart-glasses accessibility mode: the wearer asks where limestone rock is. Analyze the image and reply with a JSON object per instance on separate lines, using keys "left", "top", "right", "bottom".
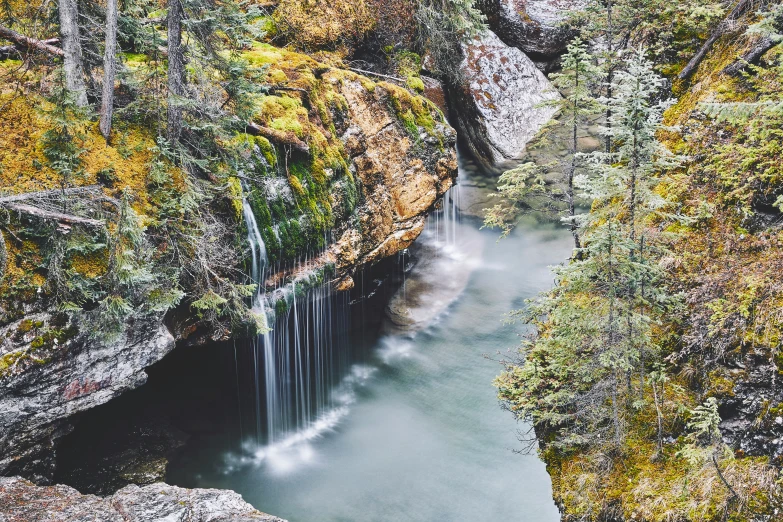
{"left": 452, "top": 30, "right": 559, "bottom": 170}
{"left": 0, "top": 477, "right": 285, "bottom": 522}
{"left": 478, "top": 0, "right": 586, "bottom": 58}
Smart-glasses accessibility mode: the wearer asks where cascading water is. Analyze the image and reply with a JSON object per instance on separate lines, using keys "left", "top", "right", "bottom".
{"left": 237, "top": 177, "right": 461, "bottom": 459}
{"left": 240, "top": 192, "right": 352, "bottom": 451}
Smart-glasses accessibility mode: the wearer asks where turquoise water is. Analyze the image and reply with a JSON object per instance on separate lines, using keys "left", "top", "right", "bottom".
{"left": 167, "top": 162, "right": 572, "bottom": 522}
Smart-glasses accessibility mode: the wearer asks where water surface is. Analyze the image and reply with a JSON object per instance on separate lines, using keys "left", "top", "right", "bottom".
{"left": 166, "top": 159, "right": 572, "bottom": 522}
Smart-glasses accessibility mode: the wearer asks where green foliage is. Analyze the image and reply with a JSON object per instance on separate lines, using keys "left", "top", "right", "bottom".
{"left": 482, "top": 162, "right": 547, "bottom": 236}
{"left": 413, "top": 0, "right": 485, "bottom": 80}
{"left": 39, "top": 72, "right": 90, "bottom": 190}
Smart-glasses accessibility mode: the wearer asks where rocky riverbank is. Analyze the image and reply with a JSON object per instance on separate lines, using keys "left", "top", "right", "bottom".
{"left": 0, "top": 477, "right": 285, "bottom": 522}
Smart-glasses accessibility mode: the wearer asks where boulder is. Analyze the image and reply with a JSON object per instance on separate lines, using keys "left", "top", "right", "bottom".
{"left": 0, "top": 477, "right": 285, "bottom": 522}
{"left": 478, "top": 0, "right": 586, "bottom": 59}
{"left": 451, "top": 30, "right": 559, "bottom": 170}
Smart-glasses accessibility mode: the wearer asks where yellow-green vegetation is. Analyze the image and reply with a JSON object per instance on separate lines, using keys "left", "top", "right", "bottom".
{"left": 1, "top": 317, "right": 78, "bottom": 378}
{"left": 239, "top": 43, "right": 357, "bottom": 263}
{"left": 494, "top": 6, "right": 783, "bottom": 520}
{"left": 238, "top": 42, "right": 446, "bottom": 264}
{"left": 271, "top": 0, "right": 376, "bottom": 55}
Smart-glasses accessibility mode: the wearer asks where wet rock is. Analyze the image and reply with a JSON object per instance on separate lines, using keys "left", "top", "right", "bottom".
{"left": 451, "top": 30, "right": 559, "bottom": 170}
{"left": 0, "top": 477, "right": 285, "bottom": 522}
{"left": 384, "top": 225, "right": 483, "bottom": 334}
{"left": 54, "top": 415, "right": 189, "bottom": 496}
{"left": 0, "top": 314, "right": 175, "bottom": 483}
{"left": 477, "top": 0, "right": 586, "bottom": 60}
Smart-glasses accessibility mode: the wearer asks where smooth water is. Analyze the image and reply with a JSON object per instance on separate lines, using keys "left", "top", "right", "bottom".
{"left": 166, "top": 157, "right": 572, "bottom": 522}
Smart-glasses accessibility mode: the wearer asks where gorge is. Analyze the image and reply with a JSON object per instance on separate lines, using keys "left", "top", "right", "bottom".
{"left": 3, "top": 1, "right": 783, "bottom": 521}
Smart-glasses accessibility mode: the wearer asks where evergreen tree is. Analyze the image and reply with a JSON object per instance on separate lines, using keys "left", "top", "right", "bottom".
{"left": 547, "top": 37, "right": 602, "bottom": 251}
{"left": 483, "top": 39, "right": 601, "bottom": 253}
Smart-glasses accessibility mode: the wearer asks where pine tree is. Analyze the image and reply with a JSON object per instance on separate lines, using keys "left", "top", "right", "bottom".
{"left": 483, "top": 39, "right": 602, "bottom": 252}
{"left": 547, "top": 37, "right": 602, "bottom": 251}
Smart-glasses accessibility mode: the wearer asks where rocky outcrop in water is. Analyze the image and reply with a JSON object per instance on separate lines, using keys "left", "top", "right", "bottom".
{"left": 0, "top": 477, "right": 285, "bottom": 522}
{"left": 451, "top": 30, "right": 559, "bottom": 170}
{"left": 477, "top": 0, "right": 585, "bottom": 60}
{"left": 0, "top": 313, "right": 175, "bottom": 483}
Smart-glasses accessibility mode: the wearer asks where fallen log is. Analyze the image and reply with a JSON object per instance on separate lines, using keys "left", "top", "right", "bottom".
{"left": 0, "top": 185, "right": 103, "bottom": 205}
{"left": 2, "top": 203, "right": 105, "bottom": 227}
{"left": 723, "top": 36, "right": 777, "bottom": 75}
{"left": 244, "top": 122, "right": 309, "bottom": 154}
{"left": 678, "top": 0, "right": 753, "bottom": 81}
{"left": 0, "top": 25, "right": 64, "bottom": 57}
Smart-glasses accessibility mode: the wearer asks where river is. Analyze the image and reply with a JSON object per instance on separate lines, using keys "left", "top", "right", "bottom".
{"left": 160, "top": 154, "right": 572, "bottom": 522}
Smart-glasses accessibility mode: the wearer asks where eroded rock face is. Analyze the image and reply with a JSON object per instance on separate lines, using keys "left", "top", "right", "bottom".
{"left": 718, "top": 352, "right": 783, "bottom": 461}
{"left": 331, "top": 78, "right": 457, "bottom": 290}
{"left": 478, "top": 0, "right": 586, "bottom": 59}
{"left": 0, "top": 313, "right": 175, "bottom": 483}
{"left": 451, "top": 30, "right": 559, "bottom": 170}
{"left": 0, "top": 477, "right": 285, "bottom": 522}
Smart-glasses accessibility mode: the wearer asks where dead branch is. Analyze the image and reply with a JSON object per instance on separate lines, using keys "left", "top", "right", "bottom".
{"left": 348, "top": 67, "right": 406, "bottom": 84}
{"left": 723, "top": 36, "right": 777, "bottom": 75}
{"left": 678, "top": 0, "right": 754, "bottom": 80}
{"left": 0, "top": 185, "right": 103, "bottom": 205}
{"left": 0, "top": 24, "right": 64, "bottom": 57}
{"left": 0, "top": 228, "right": 6, "bottom": 284}
{"left": 3, "top": 203, "right": 105, "bottom": 227}
{"left": 244, "top": 122, "right": 309, "bottom": 154}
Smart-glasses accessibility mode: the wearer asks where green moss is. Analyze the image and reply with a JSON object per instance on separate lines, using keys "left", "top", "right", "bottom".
{"left": 275, "top": 296, "right": 288, "bottom": 316}
{"left": 406, "top": 76, "right": 425, "bottom": 93}
{"left": 269, "top": 117, "right": 304, "bottom": 137}
{"left": 254, "top": 136, "right": 277, "bottom": 168}
{"left": 227, "top": 177, "right": 243, "bottom": 221}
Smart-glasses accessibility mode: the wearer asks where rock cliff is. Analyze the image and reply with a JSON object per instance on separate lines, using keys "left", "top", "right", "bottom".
{"left": 0, "top": 50, "right": 457, "bottom": 484}
{"left": 477, "top": 0, "right": 585, "bottom": 60}
{"left": 0, "top": 313, "right": 175, "bottom": 483}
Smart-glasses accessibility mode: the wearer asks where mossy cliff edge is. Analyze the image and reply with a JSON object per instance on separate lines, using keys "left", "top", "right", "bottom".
{"left": 0, "top": 39, "right": 455, "bottom": 485}
{"left": 491, "top": 6, "right": 783, "bottom": 521}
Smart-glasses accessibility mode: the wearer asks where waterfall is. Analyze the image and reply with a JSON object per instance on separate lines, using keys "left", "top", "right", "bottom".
{"left": 238, "top": 178, "right": 460, "bottom": 451}
{"left": 425, "top": 180, "right": 461, "bottom": 249}
{"left": 241, "top": 193, "right": 351, "bottom": 447}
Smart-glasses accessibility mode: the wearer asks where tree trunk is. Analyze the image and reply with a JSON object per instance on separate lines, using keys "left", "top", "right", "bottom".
{"left": 167, "top": 0, "right": 185, "bottom": 144}
{"left": 99, "top": 0, "right": 118, "bottom": 141}
{"left": 568, "top": 70, "right": 581, "bottom": 255}
{"left": 723, "top": 36, "right": 776, "bottom": 76}
{"left": 58, "top": 0, "right": 88, "bottom": 107}
{"left": 678, "top": 0, "right": 753, "bottom": 81}
{"left": 652, "top": 380, "right": 663, "bottom": 455}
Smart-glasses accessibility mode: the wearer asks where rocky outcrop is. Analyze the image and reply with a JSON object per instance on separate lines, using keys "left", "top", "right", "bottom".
{"left": 451, "top": 30, "right": 559, "bottom": 170}
{"left": 0, "top": 313, "right": 175, "bottom": 483}
{"left": 477, "top": 0, "right": 585, "bottom": 60}
{"left": 0, "top": 477, "right": 285, "bottom": 522}
{"left": 718, "top": 352, "right": 783, "bottom": 461}
{"left": 331, "top": 77, "right": 457, "bottom": 290}
{"left": 0, "top": 51, "right": 456, "bottom": 494}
